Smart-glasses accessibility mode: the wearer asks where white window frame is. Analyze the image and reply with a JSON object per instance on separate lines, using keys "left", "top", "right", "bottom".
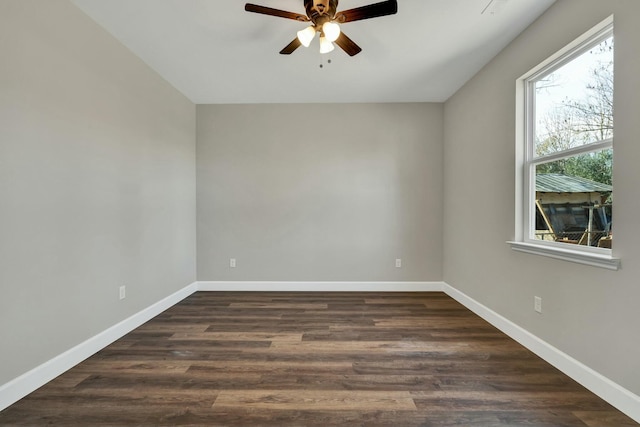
{"left": 509, "top": 16, "right": 620, "bottom": 270}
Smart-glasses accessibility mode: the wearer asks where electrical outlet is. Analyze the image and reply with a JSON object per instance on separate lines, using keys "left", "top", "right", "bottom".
{"left": 534, "top": 296, "right": 542, "bottom": 313}
{"left": 395, "top": 258, "right": 402, "bottom": 268}
{"left": 119, "top": 285, "right": 126, "bottom": 300}
{"left": 230, "top": 258, "right": 236, "bottom": 268}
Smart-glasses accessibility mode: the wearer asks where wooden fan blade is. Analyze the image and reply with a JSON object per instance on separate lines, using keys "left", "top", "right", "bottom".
{"left": 280, "top": 38, "right": 302, "bottom": 55}
{"left": 334, "top": 32, "right": 362, "bottom": 56}
{"left": 334, "top": 0, "right": 397, "bottom": 23}
{"left": 245, "top": 3, "right": 309, "bottom": 21}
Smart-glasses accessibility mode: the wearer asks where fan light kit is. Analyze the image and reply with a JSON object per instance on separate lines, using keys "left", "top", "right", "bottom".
{"left": 245, "top": 0, "right": 398, "bottom": 56}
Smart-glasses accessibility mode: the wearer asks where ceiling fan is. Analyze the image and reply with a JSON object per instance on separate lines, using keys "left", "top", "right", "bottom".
{"left": 244, "top": 0, "right": 398, "bottom": 56}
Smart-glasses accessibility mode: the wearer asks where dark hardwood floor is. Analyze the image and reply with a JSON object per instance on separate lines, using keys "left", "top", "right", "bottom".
{"left": 0, "top": 292, "right": 637, "bottom": 426}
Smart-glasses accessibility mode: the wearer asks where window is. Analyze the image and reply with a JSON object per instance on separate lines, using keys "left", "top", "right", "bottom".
{"left": 511, "top": 16, "right": 619, "bottom": 270}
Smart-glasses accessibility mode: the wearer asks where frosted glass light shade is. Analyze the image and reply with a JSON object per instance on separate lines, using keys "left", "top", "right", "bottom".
{"left": 322, "top": 22, "right": 341, "bottom": 42}
{"left": 319, "top": 35, "right": 334, "bottom": 54}
{"left": 297, "top": 26, "right": 316, "bottom": 47}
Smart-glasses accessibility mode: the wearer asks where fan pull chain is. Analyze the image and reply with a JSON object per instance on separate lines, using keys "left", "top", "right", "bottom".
{"left": 319, "top": 58, "right": 332, "bottom": 69}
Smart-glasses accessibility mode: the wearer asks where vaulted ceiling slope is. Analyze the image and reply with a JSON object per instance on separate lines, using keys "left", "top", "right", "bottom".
{"left": 71, "top": 0, "right": 555, "bottom": 104}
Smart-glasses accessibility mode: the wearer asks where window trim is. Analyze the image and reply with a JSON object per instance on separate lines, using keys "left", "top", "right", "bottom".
{"left": 509, "top": 15, "right": 620, "bottom": 270}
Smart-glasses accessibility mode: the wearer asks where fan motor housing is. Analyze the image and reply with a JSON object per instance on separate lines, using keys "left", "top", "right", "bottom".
{"left": 305, "top": 0, "right": 338, "bottom": 22}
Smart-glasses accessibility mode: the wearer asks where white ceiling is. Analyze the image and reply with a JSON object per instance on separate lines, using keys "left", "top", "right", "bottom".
{"left": 71, "top": 0, "right": 555, "bottom": 104}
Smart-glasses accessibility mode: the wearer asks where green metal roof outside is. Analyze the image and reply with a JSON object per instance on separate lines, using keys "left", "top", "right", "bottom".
{"left": 536, "top": 173, "right": 612, "bottom": 193}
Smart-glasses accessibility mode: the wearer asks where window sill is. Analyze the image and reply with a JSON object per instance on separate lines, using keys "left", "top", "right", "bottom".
{"left": 507, "top": 241, "right": 620, "bottom": 270}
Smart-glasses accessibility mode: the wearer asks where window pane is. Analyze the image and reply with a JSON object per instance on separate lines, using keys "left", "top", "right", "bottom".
{"left": 534, "top": 149, "right": 612, "bottom": 247}
{"left": 534, "top": 36, "right": 613, "bottom": 157}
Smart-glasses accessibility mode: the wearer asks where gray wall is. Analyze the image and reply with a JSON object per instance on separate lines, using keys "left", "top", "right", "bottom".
{"left": 197, "top": 104, "right": 443, "bottom": 282}
{"left": 443, "top": 0, "right": 640, "bottom": 395}
{"left": 0, "top": 0, "right": 196, "bottom": 385}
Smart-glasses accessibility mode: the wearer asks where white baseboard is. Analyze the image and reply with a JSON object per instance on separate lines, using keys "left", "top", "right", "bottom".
{"left": 0, "top": 282, "right": 198, "bottom": 412}
{"left": 196, "top": 281, "right": 445, "bottom": 292}
{"left": 443, "top": 283, "right": 640, "bottom": 424}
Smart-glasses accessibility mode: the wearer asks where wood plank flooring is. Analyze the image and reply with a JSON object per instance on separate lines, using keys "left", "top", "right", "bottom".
{"left": 0, "top": 292, "right": 637, "bottom": 426}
